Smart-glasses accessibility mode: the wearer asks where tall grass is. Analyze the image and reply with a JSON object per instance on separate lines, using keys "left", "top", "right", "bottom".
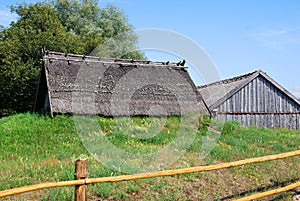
{"left": 1, "top": 114, "right": 300, "bottom": 200}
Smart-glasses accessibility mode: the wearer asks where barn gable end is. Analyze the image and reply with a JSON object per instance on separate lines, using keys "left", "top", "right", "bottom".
{"left": 35, "top": 51, "right": 210, "bottom": 117}
{"left": 198, "top": 70, "right": 300, "bottom": 129}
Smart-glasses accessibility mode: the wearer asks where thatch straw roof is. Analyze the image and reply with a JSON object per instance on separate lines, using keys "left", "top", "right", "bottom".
{"left": 198, "top": 71, "right": 256, "bottom": 110}
{"left": 35, "top": 51, "right": 210, "bottom": 117}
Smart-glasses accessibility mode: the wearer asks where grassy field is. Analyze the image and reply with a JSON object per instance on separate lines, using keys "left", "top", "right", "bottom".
{"left": 0, "top": 113, "right": 300, "bottom": 200}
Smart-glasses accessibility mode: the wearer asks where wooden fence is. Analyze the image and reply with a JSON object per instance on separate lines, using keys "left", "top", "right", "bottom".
{"left": 0, "top": 150, "right": 300, "bottom": 200}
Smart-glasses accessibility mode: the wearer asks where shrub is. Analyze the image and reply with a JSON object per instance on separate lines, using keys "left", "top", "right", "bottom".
{"left": 222, "top": 121, "right": 240, "bottom": 135}
{"left": 198, "top": 115, "right": 211, "bottom": 132}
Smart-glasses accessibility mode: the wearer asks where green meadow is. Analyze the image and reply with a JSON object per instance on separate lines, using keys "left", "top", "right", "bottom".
{"left": 1, "top": 113, "right": 300, "bottom": 200}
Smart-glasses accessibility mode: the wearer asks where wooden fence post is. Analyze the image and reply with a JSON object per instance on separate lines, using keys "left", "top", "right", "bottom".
{"left": 74, "top": 159, "right": 88, "bottom": 201}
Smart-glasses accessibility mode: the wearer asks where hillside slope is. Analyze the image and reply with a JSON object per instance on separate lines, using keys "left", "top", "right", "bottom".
{"left": 1, "top": 113, "right": 300, "bottom": 200}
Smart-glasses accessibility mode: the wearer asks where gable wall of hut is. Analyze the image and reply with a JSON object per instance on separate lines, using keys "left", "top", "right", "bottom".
{"left": 214, "top": 75, "right": 300, "bottom": 129}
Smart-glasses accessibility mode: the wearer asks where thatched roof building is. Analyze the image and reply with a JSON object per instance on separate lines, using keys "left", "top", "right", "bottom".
{"left": 198, "top": 70, "right": 300, "bottom": 129}
{"left": 35, "top": 51, "right": 209, "bottom": 117}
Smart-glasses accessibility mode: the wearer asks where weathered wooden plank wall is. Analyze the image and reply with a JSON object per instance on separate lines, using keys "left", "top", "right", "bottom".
{"left": 215, "top": 76, "right": 300, "bottom": 129}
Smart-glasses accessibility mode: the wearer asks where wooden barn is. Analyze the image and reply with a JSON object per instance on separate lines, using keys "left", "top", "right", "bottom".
{"left": 198, "top": 70, "right": 300, "bottom": 130}
{"left": 35, "top": 51, "right": 209, "bottom": 117}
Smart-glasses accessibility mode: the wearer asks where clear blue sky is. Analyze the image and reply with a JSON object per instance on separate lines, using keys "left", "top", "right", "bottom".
{"left": 1, "top": 0, "right": 300, "bottom": 97}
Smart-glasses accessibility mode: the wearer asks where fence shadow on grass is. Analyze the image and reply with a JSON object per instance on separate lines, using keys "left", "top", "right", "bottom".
{"left": 220, "top": 177, "right": 300, "bottom": 201}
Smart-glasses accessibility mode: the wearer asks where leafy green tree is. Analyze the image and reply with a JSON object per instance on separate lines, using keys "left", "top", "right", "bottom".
{"left": 50, "top": 0, "right": 145, "bottom": 59}
{"left": 0, "top": 1, "right": 145, "bottom": 117}
{"left": 51, "top": 0, "right": 101, "bottom": 36}
{"left": 0, "top": 3, "right": 85, "bottom": 117}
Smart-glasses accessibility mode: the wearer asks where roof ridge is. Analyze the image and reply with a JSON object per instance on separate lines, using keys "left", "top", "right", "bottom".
{"left": 198, "top": 70, "right": 262, "bottom": 88}
{"left": 44, "top": 50, "right": 187, "bottom": 68}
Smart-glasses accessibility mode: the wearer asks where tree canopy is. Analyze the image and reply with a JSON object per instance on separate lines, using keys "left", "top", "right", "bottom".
{"left": 0, "top": 1, "right": 145, "bottom": 117}
{"left": 50, "top": 0, "right": 143, "bottom": 58}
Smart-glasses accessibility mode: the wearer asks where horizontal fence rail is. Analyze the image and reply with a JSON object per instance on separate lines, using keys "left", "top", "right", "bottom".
{"left": 0, "top": 149, "right": 300, "bottom": 199}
